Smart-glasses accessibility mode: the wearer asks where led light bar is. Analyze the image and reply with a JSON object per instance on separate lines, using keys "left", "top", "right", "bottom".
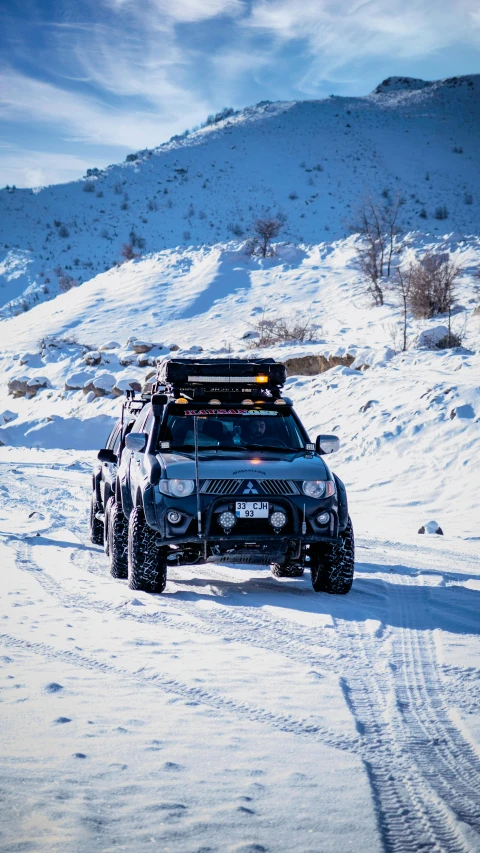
{"left": 187, "top": 375, "right": 265, "bottom": 383}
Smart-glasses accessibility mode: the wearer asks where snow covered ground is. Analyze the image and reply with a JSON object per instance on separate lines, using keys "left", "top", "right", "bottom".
{"left": 0, "top": 449, "right": 479, "bottom": 852}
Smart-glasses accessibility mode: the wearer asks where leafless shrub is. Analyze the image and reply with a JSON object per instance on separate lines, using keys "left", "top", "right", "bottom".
{"left": 58, "top": 225, "right": 69, "bottom": 238}
{"left": 434, "top": 205, "right": 448, "bottom": 220}
{"left": 183, "top": 230, "right": 191, "bottom": 241}
{"left": 408, "top": 253, "right": 461, "bottom": 317}
{"left": 83, "top": 182, "right": 95, "bottom": 193}
{"left": 227, "top": 222, "right": 244, "bottom": 237}
{"left": 252, "top": 217, "right": 283, "bottom": 257}
{"left": 59, "top": 274, "right": 78, "bottom": 292}
{"left": 114, "top": 182, "right": 123, "bottom": 194}
{"left": 408, "top": 253, "right": 463, "bottom": 345}
{"left": 435, "top": 331, "right": 463, "bottom": 348}
{"left": 147, "top": 198, "right": 158, "bottom": 211}
{"left": 120, "top": 243, "right": 138, "bottom": 262}
{"left": 249, "top": 313, "right": 319, "bottom": 346}
{"left": 288, "top": 191, "right": 298, "bottom": 200}
{"left": 129, "top": 230, "right": 145, "bottom": 249}
{"left": 464, "top": 192, "right": 473, "bottom": 205}
{"left": 351, "top": 193, "right": 404, "bottom": 306}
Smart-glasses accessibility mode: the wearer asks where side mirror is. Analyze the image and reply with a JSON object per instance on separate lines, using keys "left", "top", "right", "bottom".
{"left": 316, "top": 434, "right": 340, "bottom": 455}
{"left": 98, "top": 448, "right": 117, "bottom": 463}
{"left": 125, "top": 432, "right": 148, "bottom": 453}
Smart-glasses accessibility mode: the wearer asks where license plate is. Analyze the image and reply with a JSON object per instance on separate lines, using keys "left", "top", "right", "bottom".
{"left": 236, "top": 501, "right": 269, "bottom": 518}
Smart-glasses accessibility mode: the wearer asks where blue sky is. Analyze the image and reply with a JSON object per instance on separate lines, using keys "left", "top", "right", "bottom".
{"left": 1, "top": 0, "right": 479, "bottom": 187}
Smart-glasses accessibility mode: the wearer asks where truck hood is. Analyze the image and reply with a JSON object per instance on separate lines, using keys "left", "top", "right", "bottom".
{"left": 157, "top": 450, "right": 330, "bottom": 481}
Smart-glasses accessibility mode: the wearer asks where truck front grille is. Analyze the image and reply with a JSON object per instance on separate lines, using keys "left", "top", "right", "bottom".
{"left": 200, "top": 479, "right": 299, "bottom": 496}
{"left": 201, "top": 479, "right": 242, "bottom": 495}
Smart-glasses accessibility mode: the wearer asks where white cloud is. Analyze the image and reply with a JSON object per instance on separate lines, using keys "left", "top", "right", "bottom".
{"left": 0, "top": 145, "right": 95, "bottom": 187}
{"left": 246, "top": 0, "right": 480, "bottom": 69}
{"left": 101, "top": 0, "right": 244, "bottom": 24}
{"left": 0, "top": 68, "right": 209, "bottom": 149}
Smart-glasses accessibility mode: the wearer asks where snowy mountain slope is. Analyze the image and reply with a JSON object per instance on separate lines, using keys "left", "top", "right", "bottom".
{"left": 1, "top": 74, "right": 479, "bottom": 316}
{"left": 0, "top": 234, "right": 478, "bottom": 537}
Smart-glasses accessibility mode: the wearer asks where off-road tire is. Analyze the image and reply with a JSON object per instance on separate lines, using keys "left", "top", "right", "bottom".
{"left": 271, "top": 564, "right": 304, "bottom": 578}
{"left": 310, "top": 516, "right": 355, "bottom": 594}
{"left": 128, "top": 506, "right": 167, "bottom": 593}
{"left": 90, "top": 493, "right": 104, "bottom": 546}
{"left": 108, "top": 501, "right": 128, "bottom": 579}
{"left": 104, "top": 496, "right": 115, "bottom": 556}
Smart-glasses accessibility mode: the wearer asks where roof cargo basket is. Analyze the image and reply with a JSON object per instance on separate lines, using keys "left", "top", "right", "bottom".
{"left": 156, "top": 357, "right": 286, "bottom": 396}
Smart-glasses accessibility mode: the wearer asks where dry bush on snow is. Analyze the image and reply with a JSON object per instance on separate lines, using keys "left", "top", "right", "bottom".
{"left": 249, "top": 313, "right": 319, "bottom": 347}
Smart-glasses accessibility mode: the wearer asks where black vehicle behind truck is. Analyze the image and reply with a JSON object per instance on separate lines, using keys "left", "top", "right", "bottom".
{"left": 93, "top": 358, "right": 354, "bottom": 595}
{"left": 90, "top": 391, "right": 149, "bottom": 551}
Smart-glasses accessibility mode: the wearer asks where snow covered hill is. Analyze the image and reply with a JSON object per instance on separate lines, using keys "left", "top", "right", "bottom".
{"left": 0, "top": 233, "right": 478, "bottom": 537}
{"left": 1, "top": 74, "right": 479, "bottom": 316}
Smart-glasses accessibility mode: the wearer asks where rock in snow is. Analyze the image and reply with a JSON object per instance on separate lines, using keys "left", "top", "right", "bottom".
{"left": 418, "top": 520, "right": 444, "bottom": 534}
{"left": 417, "top": 326, "right": 450, "bottom": 348}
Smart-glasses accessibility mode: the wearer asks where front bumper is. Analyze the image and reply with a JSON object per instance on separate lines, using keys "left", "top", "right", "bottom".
{"left": 145, "top": 486, "right": 342, "bottom": 551}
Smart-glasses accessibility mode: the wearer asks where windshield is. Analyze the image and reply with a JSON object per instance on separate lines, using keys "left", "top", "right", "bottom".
{"left": 160, "top": 407, "right": 306, "bottom": 452}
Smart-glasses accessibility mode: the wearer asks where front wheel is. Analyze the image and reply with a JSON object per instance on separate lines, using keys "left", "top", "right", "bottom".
{"left": 109, "top": 501, "right": 128, "bottom": 579}
{"left": 128, "top": 506, "right": 167, "bottom": 594}
{"left": 90, "top": 493, "right": 104, "bottom": 546}
{"left": 310, "top": 517, "right": 355, "bottom": 595}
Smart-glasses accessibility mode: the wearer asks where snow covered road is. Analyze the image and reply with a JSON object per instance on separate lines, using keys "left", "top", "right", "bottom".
{"left": 1, "top": 453, "right": 479, "bottom": 853}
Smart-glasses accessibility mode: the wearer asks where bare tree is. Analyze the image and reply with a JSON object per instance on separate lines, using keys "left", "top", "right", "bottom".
{"left": 408, "top": 253, "right": 463, "bottom": 344}
{"left": 253, "top": 218, "right": 283, "bottom": 257}
{"left": 390, "top": 264, "right": 414, "bottom": 351}
{"left": 352, "top": 194, "right": 404, "bottom": 306}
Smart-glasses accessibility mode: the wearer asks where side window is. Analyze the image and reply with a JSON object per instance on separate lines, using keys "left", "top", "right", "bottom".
{"left": 112, "top": 429, "right": 122, "bottom": 456}
{"left": 132, "top": 407, "right": 148, "bottom": 433}
{"left": 143, "top": 409, "right": 154, "bottom": 433}
{"left": 106, "top": 421, "right": 121, "bottom": 450}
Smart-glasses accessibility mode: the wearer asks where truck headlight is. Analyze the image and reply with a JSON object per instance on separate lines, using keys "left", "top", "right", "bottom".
{"left": 302, "top": 481, "right": 335, "bottom": 498}
{"left": 159, "top": 479, "right": 195, "bottom": 497}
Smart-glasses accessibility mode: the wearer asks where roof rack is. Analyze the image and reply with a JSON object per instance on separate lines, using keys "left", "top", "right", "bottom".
{"left": 155, "top": 357, "right": 286, "bottom": 400}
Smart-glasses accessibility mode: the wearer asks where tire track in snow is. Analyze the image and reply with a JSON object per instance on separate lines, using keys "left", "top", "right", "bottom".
{"left": 0, "top": 632, "right": 358, "bottom": 755}
{"left": 332, "top": 618, "right": 477, "bottom": 853}
{"left": 389, "top": 575, "right": 480, "bottom": 831}
{"left": 15, "top": 540, "right": 344, "bottom": 677}
{"left": 10, "top": 536, "right": 480, "bottom": 852}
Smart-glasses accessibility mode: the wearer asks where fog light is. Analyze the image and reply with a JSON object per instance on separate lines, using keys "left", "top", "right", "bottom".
{"left": 167, "top": 510, "right": 182, "bottom": 524}
{"left": 270, "top": 511, "right": 287, "bottom": 529}
{"left": 316, "top": 512, "right": 330, "bottom": 525}
{"left": 219, "top": 511, "right": 236, "bottom": 530}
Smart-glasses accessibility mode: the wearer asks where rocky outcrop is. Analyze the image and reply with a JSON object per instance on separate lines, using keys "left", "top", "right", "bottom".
{"left": 8, "top": 376, "right": 49, "bottom": 398}
{"left": 132, "top": 341, "right": 153, "bottom": 354}
{"left": 8, "top": 377, "right": 30, "bottom": 398}
{"left": 112, "top": 378, "right": 142, "bottom": 397}
{"left": 84, "top": 350, "right": 102, "bottom": 366}
{"left": 65, "top": 371, "right": 93, "bottom": 391}
{"left": 283, "top": 353, "right": 355, "bottom": 376}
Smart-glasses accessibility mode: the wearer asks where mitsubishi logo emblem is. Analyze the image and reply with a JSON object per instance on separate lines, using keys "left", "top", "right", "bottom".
{"left": 243, "top": 481, "right": 258, "bottom": 494}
